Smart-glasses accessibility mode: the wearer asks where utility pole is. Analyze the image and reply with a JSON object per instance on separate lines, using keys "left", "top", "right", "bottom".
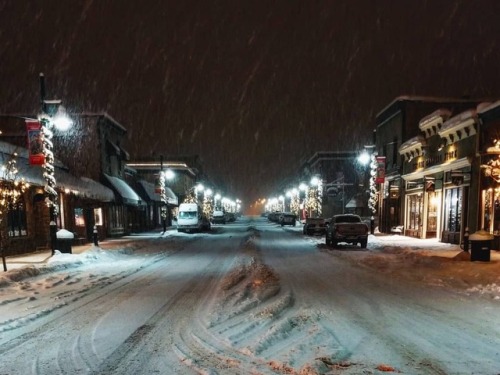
{"left": 160, "top": 155, "right": 167, "bottom": 233}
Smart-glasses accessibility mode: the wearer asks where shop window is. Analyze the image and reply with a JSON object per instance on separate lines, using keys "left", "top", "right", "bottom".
{"left": 7, "top": 200, "right": 27, "bottom": 237}
{"left": 74, "top": 208, "right": 85, "bottom": 226}
{"left": 427, "top": 192, "right": 439, "bottom": 232}
{"left": 481, "top": 188, "right": 500, "bottom": 233}
{"left": 110, "top": 205, "right": 123, "bottom": 229}
{"left": 94, "top": 208, "right": 103, "bottom": 226}
{"left": 407, "top": 194, "right": 423, "bottom": 231}
{"left": 444, "top": 188, "right": 462, "bottom": 232}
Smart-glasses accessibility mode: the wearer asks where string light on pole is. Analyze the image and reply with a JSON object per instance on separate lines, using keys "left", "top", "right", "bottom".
{"left": 38, "top": 73, "right": 73, "bottom": 255}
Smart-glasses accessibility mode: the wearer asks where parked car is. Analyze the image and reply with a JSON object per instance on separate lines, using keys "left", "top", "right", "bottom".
{"left": 267, "top": 211, "right": 281, "bottom": 222}
{"left": 325, "top": 214, "right": 369, "bottom": 248}
{"left": 279, "top": 212, "right": 297, "bottom": 226}
{"left": 211, "top": 210, "right": 226, "bottom": 224}
{"left": 303, "top": 217, "right": 327, "bottom": 235}
{"left": 177, "top": 203, "right": 211, "bottom": 233}
{"left": 225, "top": 212, "right": 237, "bottom": 222}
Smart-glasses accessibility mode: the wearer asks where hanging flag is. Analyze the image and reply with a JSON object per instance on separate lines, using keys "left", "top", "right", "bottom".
{"left": 375, "top": 156, "right": 386, "bottom": 184}
{"left": 26, "top": 119, "right": 45, "bottom": 165}
{"left": 154, "top": 177, "right": 164, "bottom": 194}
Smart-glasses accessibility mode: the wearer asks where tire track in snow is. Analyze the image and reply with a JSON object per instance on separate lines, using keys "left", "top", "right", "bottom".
{"left": 90, "top": 232, "right": 253, "bottom": 374}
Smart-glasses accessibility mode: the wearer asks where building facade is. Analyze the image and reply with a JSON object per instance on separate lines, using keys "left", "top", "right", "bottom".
{"left": 375, "top": 96, "right": 489, "bottom": 235}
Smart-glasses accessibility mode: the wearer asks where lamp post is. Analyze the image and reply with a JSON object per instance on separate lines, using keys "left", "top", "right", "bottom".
{"left": 214, "top": 193, "right": 221, "bottom": 210}
{"left": 358, "top": 144, "right": 377, "bottom": 233}
{"left": 39, "top": 73, "right": 73, "bottom": 255}
{"left": 195, "top": 183, "right": 204, "bottom": 204}
{"left": 278, "top": 195, "right": 285, "bottom": 212}
{"left": 310, "top": 176, "right": 322, "bottom": 217}
{"left": 299, "top": 183, "right": 308, "bottom": 220}
{"left": 160, "top": 155, "right": 167, "bottom": 233}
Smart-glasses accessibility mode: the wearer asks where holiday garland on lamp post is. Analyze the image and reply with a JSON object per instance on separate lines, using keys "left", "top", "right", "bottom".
{"left": 368, "top": 154, "right": 378, "bottom": 214}
{"left": 0, "top": 152, "right": 30, "bottom": 271}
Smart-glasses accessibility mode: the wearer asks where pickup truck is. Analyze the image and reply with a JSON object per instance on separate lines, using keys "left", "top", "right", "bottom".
{"left": 325, "top": 214, "right": 369, "bottom": 248}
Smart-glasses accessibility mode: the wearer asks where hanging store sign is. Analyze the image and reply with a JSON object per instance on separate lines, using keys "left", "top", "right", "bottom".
{"left": 375, "top": 156, "right": 386, "bottom": 184}
{"left": 26, "top": 119, "right": 45, "bottom": 165}
{"left": 154, "top": 177, "right": 164, "bottom": 194}
{"left": 425, "top": 177, "right": 435, "bottom": 192}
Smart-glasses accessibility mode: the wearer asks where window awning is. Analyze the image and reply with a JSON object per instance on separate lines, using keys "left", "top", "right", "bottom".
{"left": 402, "top": 157, "right": 471, "bottom": 181}
{"left": 165, "top": 187, "right": 178, "bottom": 206}
{"left": 103, "top": 174, "right": 142, "bottom": 206}
{"left": 136, "top": 180, "right": 178, "bottom": 206}
{"left": 77, "top": 177, "right": 115, "bottom": 202}
{"left": 137, "top": 180, "right": 161, "bottom": 202}
{"left": 14, "top": 160, "right": 114, "bottom": 201}
{"left": 346, "top": 197, "right": 365, "bottom": 208}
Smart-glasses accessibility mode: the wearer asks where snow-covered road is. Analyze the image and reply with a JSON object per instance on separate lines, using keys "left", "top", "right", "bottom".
{"left": 0, "top": 217, "right": 499, "bottom": 374}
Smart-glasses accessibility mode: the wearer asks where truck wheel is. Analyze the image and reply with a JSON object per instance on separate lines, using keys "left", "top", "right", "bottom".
{"left": 360, "top": 239, "right": 367, "bottom": 248}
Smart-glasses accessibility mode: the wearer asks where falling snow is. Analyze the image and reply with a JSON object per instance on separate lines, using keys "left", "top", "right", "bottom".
{"left": 1, "top": 1, "right": 500, "bottom": 201}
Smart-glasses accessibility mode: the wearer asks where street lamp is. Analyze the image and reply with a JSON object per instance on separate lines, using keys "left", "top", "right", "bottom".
{"left": 38, "top": 73, "right": 73, "bottom": 255}
{"left": 309, "top": 176, "right": 323, "bottom": 217}
{"left": 358, "top": 150, "right": 371, "bottom": 165}
{"left": 278, "top": 195, "right": 285, "bottom": 212}
{"left": 299, "top": 183, "right": 308, "bottom": 220}
{"left": 358, "top": 144, "right": 378, "bottom": 233}
{"left": 214, "top": 193, "right": 221, "bottom": 210}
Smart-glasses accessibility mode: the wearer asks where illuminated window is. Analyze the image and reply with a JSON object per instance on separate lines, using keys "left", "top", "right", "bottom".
{"left": 444, "top": 188, "right": 462, "bottom": 232}
{"left": 75, "top": 208, "right": 85, "bottom": 226}
{"left": 94, "top": 208, "right": 103, "bottom": 226}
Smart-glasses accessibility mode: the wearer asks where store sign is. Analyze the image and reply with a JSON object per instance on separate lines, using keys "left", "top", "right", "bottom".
{"left": 375, "top": 156, "right": 386, "bottom": 184}
{"left": 451, "top": 172, "right": 464, "bottom": 186}
{"left": 26, "top": 119, "right": 45, "bottom": 165}
{"left": 154, "top": 177, "right": 164, "bottom": 194}
{"left": 425, "top": 177, "right": 435, "bottom": 192}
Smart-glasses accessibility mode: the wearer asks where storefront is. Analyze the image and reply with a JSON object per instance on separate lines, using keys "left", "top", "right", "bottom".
{"left": 400, "top": 105, "right": 477, "bottom": 244}
{"left": 380, "top": 177, "right": 401, "bottom": 233}
{"left": 402, "top": 176, "right": 442, "bottom": 239}
{"left": 478, "top": 101, "right": 500, "bottom": 245}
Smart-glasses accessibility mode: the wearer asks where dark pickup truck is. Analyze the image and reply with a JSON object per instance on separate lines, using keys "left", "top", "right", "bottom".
{"left": 325, "top": 214, "right": 369, "bottom": 248}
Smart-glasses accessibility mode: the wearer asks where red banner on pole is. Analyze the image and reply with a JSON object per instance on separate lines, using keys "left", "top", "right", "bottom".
{"left": 26, "top": 120, "right": 45, "bottom": 165}
{"left": 375, "top": 156, "right": 386, "bottom": 184}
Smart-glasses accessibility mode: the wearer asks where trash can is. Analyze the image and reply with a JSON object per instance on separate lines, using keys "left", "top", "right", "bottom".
{"left": 469, "top": 230, "right": 493, "bottom": 262}
{"left": 56, "top": 229, "right": 75, "bottom": 254}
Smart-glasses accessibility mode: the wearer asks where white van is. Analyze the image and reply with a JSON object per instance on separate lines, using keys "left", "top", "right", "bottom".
{"left": 177, "top": 203, "right": 211, "bottom": 233}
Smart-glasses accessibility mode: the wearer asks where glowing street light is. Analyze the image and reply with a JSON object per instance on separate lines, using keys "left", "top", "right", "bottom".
{"left": 357, "top": 150, "right": 371, "bottom": 165}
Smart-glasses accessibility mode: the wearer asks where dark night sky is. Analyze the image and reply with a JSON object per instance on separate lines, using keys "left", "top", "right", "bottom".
{"left": 2, "top": 0, "right": 500, "bottom": 206}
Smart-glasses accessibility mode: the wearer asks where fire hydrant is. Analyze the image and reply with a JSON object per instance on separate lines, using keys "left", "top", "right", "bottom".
{"left": 93, "top": 225, "right": 99, "bottom": 246}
